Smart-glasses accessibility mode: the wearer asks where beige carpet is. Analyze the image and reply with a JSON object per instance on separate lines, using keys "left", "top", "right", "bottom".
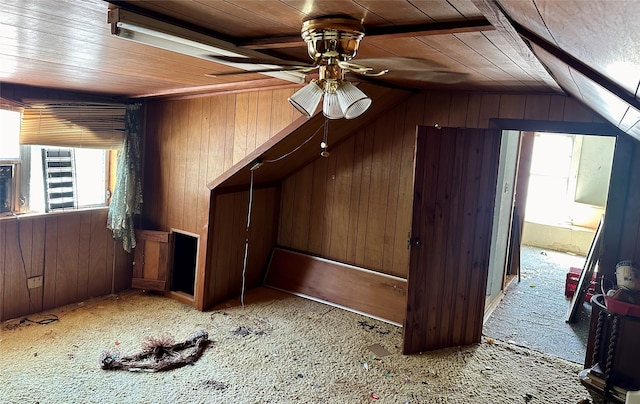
{"left": 0, "top": 288, "right": 590, "bottom": 403}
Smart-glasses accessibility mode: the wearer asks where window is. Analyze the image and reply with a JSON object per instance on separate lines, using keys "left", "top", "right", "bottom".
{"left": 0, "top": 103, "right": 120, "bottom": 215}
{"left": 26, "top": 146, "right": 110, "bottom": 213}
{"left": 0, "top": 109, "right": 21, "bottom": 160}
{"left": 525, "top": 133, "right": 574, "bottom": 224}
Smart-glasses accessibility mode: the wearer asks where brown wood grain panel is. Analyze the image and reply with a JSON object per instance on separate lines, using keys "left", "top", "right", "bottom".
{"left": 43, "top": 216, "right": 58, "bottom": 310}
{"left": 2, "top": 220, "right": 30, "bottom": 320}
{"left": 168, "top": 99, "right": 189, "bottom": 231}
{"left": 547, "top": 95, "right": 567, "bottom": 121}
{"left": 410, "top": 125, "right": 441, "bottom": 351}
{"left": 269, "top": 88, "right": 296, "bottom": 137}
{"left": 307, "top": 157, "right": 329, "bottom": 255}
{"left": 207, "top": 96, "right": 229, "bottom": 184}
{"left": 290, "top": 164, "right": 314, "bottom": 252}
{"left": 466, "top": 129, "right": 501, "bottom": 342}
{"left": 265, "top": 248, "right": 407, "bottom": 325}
{"left": 256, "top": 90, "right": 273, "bottom": 145}
{"left": 76, "top": 211, "right": 92, "bottom": 302}
{"left": 355, "top": 125, "right": 375, "bottom": 264}
{"left": 436, "top": 129, "right": 467, "bottom": 347}
{"left": 224, "top": 95, "right": 237, "bottom": 171}
{"left": 142, "top": 100, "right": 160, "bottom": 229}
{"left": 328, "top": 136, "right": 355, "bottom": 262}
{"left": 54, "top": 213, "right": 80, "bottom": 307}
{"left": 498, "top": 94, "right": 526, "bottom": 119}
{"left": 448, "top": 93, "right": 470, "bottom": 127}
{"left": 404, "top": 127, "right": 500, "bottom": 353}
{"left": 364, "top": 114, "right": 394, "bottom": 270}
{"left": 394, "top": 95, "right": 425, "bottom": 277}
{"left": 423, "top": 92, "right": 452, "bottom": 127}
{"left": 478, "top": 94, "right": 502, "bottom": 127}
{"left": 184, "top": 97, "right": 204, "bottom": 234}
{"left": 403, "top": 126, "right": 436, "bottom": 352}
{"left": 278, "top": 172, "right": 296, "bottom": 248}
{"left": 423, "top": 128, "right": 456, "bottom": 347}
{"left": 211, "top": 193, "right": 235, "bottom": 302}
{"left": 321, "top": 148, "right": 338, "bottom": 257}
{"left": 29, "top": 218, "right": 45, "bottom": 311}
{"left": 383, "top": 108, "right": 405, "bottom": 276}
{"left": 88, "top": 210, "right": 109, "bottom": 298}
{"left": 617, "top": 146, "right": 640, "bottom": 260}
{"left": 231, "top": 192, "right": 248, "bottom": 295}
{"left": 246, "top": 92, "right": 259, "bottom": 154}
{"left": 234, "top": 92, "right": 250, "bottom": 165}
{"left": 196, "top": 98, "right": 212, "bottom": 237}
{"left": 451, "top": 130, "right": 484, "bottom": 345}
{"left": 157, "top": 101, "right": 174, "bottom": 229}
{"left": 105, "top": 224, "right": 115, "bottom": 294}
{"left": 600, "top": 135, "right": 634, "bottom": 278}
{"left": 465, "top": 93, "right": 483, "bottom": 128}
{"left": 113, "top": 241, "right": 133, "bottom": 293}
{"left": 346, "top": 130, "right": 365, "bottom": 264}
{"left": 524, "top": 94, "right": 552, "bottom": 120}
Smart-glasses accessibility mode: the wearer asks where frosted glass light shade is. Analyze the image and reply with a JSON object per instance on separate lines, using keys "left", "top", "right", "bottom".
{"left": 322, "top": 92, "right": 344, "bottom": 119}
{"left": 288, "top": 81, "right": 323, "bottom": 118}
{"left": 336, "top": 81, "right": 372, "bottom": 119}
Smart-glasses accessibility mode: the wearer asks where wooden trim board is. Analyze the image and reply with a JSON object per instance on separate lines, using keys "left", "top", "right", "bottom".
{"left": 264, "top": 248, "right": 407, "bottom": 326}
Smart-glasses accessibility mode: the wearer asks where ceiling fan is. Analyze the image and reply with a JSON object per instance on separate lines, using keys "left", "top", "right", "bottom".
{"left": 207, "top": 15, "right": 390, "bottom": 120}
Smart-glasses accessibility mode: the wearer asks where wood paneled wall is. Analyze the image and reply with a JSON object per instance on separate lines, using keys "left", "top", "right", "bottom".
{"left": 0, "top": 209, "right": 132, "bottom": 322}
{"left": 278, "top": 91, "right": 603, "bottom": 278}
{"left": 142, "top": 88, "right": 299, "bottom": 308}
{"left": 0, "top": 84, "right": 132, "bottom": 322}
{"left": 205, "top": 187, "right": 280, "bottom": 308}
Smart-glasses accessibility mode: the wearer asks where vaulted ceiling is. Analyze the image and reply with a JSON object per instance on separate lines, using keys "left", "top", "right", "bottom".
{"left": 1, "top": 0, "right": 639, "bottom": 139}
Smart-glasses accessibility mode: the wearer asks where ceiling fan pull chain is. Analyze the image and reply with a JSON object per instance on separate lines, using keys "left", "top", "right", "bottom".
{"left": 321, "top": 118, "right": 330, "bottom": 158}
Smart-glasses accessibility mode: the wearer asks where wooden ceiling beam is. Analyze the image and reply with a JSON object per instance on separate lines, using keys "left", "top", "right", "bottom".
{"left": 238, "top": 18, "right": 495, "bottom": 50}
{"left": 471, "top": 0, "right": 561, "bottom": 91}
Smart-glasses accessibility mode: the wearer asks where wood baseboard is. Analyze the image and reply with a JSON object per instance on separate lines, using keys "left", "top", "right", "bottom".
{"left": 264, "top": 248, "right": 407, "bottom": 325}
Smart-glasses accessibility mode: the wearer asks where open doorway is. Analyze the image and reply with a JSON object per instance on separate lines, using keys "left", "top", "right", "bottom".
{"left": 484, "top": 130, "right": 616, "bottom": 364}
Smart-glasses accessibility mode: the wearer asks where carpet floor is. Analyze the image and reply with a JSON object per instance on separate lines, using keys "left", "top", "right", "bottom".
{"left": 0, "top": 287, "right": 591, "bottom": 403}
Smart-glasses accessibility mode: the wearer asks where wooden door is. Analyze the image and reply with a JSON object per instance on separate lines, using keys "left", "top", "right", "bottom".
{"left": 403, "top": 126, "right": 501, "bottom": 354}
{"left": 132, "top": 230, "right": 172, "bottom": 291}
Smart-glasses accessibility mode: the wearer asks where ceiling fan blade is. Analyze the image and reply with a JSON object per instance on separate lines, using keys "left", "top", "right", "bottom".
{"left": 206, "top": 65, "right": 316, "bottom": 78}
{"left": 206, "top": 55, "right": 314, "bottom": 68}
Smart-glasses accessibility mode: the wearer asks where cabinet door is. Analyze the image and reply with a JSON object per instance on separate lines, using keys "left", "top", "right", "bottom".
{"left": 132, "top": 230, "right": 172, "bottom": 291}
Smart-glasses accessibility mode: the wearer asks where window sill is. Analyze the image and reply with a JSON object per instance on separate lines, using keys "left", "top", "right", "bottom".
{"left": 0, "top": 206, "right": 109, "bottom": 221}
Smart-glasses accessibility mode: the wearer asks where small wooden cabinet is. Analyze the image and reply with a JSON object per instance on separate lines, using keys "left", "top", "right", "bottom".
{"left": 132, "top": 230, "right": 172, "bottom": 291}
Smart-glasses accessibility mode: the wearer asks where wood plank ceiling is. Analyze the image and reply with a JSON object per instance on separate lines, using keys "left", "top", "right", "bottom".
{"left": 1, "top": 0, "right": 639, "bottom": 139}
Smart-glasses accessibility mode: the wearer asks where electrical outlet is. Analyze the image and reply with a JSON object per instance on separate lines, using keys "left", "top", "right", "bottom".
{"left": 27, "top": 276, "right": 43, "bottom": 289}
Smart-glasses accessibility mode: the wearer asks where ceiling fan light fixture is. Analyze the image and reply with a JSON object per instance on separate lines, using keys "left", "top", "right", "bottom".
{"left": 336, "top": 81, "right": 372, "bottom": 119}
{"left": 288, "top": 80, "right": 323, "bottom": 118}
{"left": 322, "top": 92, "right": 344, "bottom": 119}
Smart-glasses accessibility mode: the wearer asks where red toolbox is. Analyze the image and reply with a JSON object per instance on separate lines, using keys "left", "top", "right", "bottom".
{"left": 565, "top": 266, "right": 597, "bottom": 301}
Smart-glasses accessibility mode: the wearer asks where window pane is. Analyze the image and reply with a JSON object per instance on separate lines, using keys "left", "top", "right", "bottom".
{"left": 526, "top": 176, "right": 569, "bottom": 223}
{"left": 75, "top": 148, "right": 106, "bottom": 207}
{"left": 27, "top": 145, "right": 107, "bottom": 213}
{"left": 530, "top": 134, "right": 573, "bottom": 177}
{"left": 0, "top": 109, "right": 21, "bottom": 160}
